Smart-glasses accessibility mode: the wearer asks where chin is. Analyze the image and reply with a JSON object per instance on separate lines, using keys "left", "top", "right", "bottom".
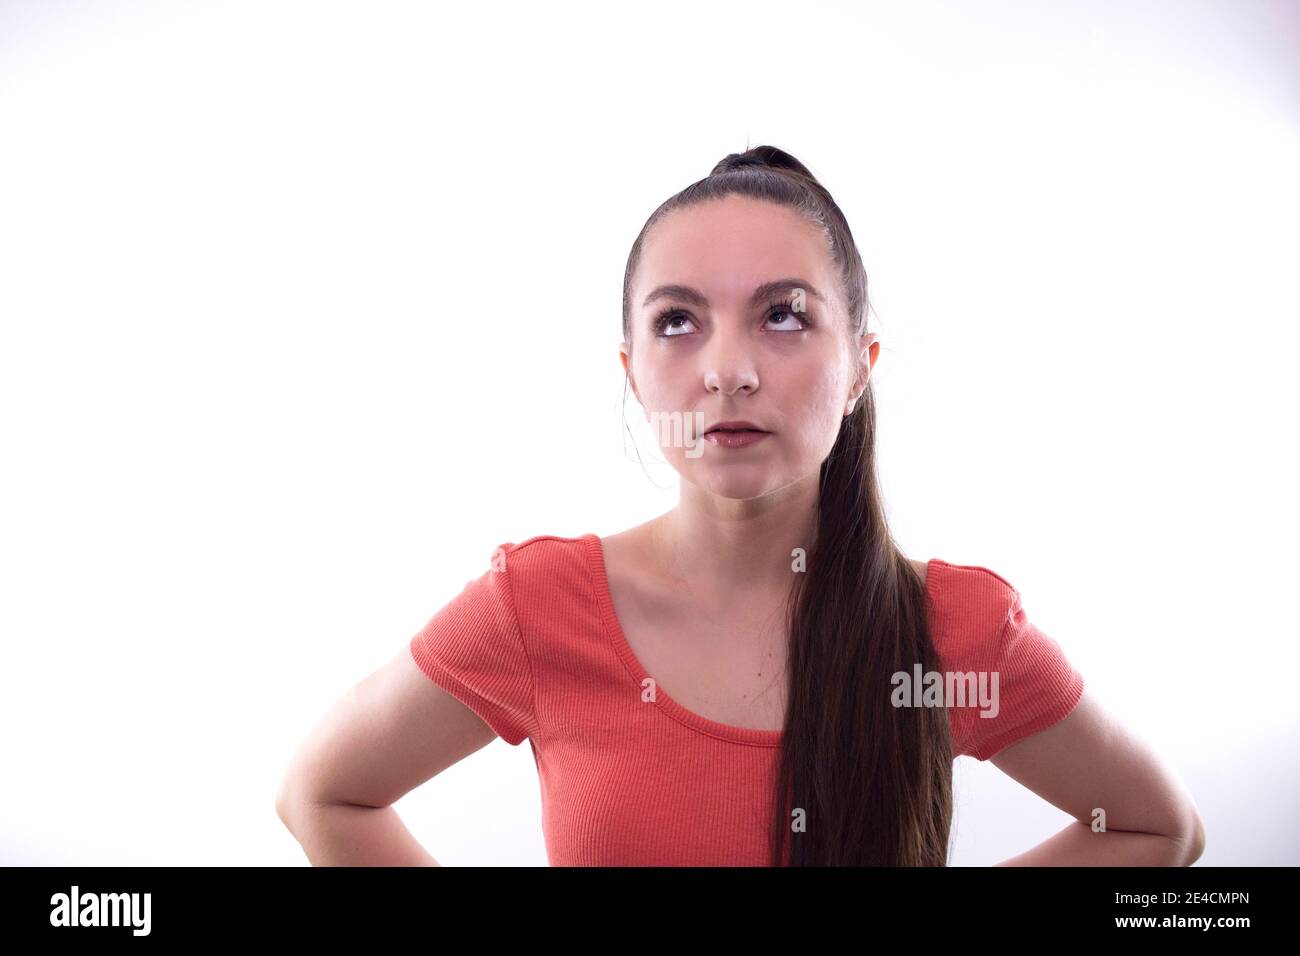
{"left": 690, "top": 470, "right": 784, "bottom": 501}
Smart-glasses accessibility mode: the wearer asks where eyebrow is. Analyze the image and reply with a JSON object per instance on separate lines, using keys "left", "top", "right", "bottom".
{"left": 641, "top": 278, "right": 827, "bottom": 310}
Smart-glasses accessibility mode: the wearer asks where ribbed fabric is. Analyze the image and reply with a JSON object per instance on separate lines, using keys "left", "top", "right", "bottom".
{"left": 408, "top": 532, "right": 1085, "bottom": 866}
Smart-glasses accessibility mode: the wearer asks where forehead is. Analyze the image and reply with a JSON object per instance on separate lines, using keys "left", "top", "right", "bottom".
{"left": 635, "top": 196, "right": 833, "bottom": 308}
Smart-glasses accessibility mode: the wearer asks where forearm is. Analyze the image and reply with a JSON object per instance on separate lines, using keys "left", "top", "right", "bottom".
{"left": 995, "top": 820, "right": 1192, "bottom": 866}
{"left": 281, "top": 800, "right": 442, "bottom": 866}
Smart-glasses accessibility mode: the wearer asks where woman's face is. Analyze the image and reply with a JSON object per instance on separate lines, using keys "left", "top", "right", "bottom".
{"left": 622, "top": 195, "right": 878, "bottom": 501}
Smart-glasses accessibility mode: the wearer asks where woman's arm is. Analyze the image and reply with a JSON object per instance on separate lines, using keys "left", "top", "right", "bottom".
{"left": 277, "top": 801, "right": 442, "bottom": 867}
{"left": 275, "top": 644, "right": 502, "bottom": 865}
{"left": 984, "top": 689, "right": 1206, "bottom": 866}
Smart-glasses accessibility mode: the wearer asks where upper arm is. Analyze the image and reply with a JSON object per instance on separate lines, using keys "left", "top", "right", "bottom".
{"left": 276, "top": 644, "right": 499, "bottom": 814}
{"left": 988, "top": 687, "right": 1205, "bottom": 861}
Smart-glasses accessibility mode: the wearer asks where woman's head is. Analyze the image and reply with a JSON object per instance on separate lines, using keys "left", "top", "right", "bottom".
{"left": 620, "top": 148, "right": 879, "bottom": 499}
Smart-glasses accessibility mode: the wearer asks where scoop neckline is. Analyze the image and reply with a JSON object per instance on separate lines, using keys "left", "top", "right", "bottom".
{"left": 581, "top": 532, "right": 941, "bottom": 748}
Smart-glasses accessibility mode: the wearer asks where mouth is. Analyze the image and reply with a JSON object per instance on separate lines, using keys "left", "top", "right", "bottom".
{"left": 701, "top": 420, "right": 773, "bottom": 449}
{"left": 704, "top": 421, "right": 770, "bottom": 435}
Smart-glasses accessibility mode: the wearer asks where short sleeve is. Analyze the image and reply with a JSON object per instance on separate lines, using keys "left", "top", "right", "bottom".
{"left": 407, "top": 543, "right": 538, "bottom": 746}
{"left": 956, "top": 587, "right": 1085, "bottom": 761}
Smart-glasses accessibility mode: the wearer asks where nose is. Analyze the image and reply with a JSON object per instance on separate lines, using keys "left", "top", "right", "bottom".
{"left": 701, "top": 324, "right": 759, "bottom": 396}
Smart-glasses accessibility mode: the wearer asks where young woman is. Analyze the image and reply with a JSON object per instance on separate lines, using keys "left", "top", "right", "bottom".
{"left": 276, "top": 146, "right": 1206, "bottom": 867}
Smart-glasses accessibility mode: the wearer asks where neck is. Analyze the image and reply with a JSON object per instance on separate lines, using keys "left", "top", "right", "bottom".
{"left": 652, "top": 474, "right": 820, "bottom": 609}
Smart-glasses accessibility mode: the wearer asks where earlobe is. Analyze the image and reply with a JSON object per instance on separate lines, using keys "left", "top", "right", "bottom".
{"left": 846, "top": 360, "right": 872, "bottom": 415}
{"left": 845, "top": 385, "right": 863, "bottom": 415}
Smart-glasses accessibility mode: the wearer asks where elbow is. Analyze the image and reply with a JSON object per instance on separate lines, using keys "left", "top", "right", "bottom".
{"left": 1166, "top": 808, "right": 1205, "bottom": 866}
{"left": 275, "top": 752, "right": 325, "bottom": 830}
{"left": 1179, "top": 811, "right": 1206, "bottom": 866}
{"left": 275, "top": 773, "right": 304, "bottom": 830}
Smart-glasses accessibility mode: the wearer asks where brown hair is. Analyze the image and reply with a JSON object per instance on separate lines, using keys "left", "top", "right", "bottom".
{"left": 620, "top": 145, "right": 953, "bottom": 865}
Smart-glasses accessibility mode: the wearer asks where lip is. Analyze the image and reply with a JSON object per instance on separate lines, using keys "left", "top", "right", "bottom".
{"left": 704, "top": 420, "right": 769, "bottom": 434}
{"left": 703, "top": 429, "right": 771, "bottom": 449}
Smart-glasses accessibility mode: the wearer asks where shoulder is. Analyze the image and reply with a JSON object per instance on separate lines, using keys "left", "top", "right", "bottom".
{"left": 483, "top": 532, "right": 597, "bottom": 611}
{"left": 925, "top": 557, "right": 1018, "bottom": 604}
{"left": 490, "top": 532, "right": 590, "bottom": 567}
{"left": 923, "top": 558, "right": 1022, "bottom": 666}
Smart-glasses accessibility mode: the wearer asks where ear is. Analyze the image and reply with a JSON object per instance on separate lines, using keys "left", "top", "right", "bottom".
{"left": 619, "top": 342, "right": 643, "bottom": 408}
{"left": 846, "top": 332, "right": 879, "bottom": 410}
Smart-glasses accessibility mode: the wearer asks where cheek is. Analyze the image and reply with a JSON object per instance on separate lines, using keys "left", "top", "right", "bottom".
{"left": 635, "top": 364, "right": 706, "bottom": 429}
{"left": 629, "top": 352, "right": 672, "bottom": 402}
{"left": 637, "top": 376, "right": 681, "bottom": 420}
{"left": 633, "top": 368, "right": 700, "bottom": 450}
{"left": 788, "top": 365, "right": 850, "bottom": 445}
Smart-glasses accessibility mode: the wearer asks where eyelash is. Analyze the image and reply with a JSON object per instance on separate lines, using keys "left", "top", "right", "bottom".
{"left": 651, "top": 297, "right": 812, "bottom": 337}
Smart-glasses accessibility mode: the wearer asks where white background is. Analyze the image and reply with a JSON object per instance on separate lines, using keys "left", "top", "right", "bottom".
{"left": 1, "top": 0, "right": 1296, "bottom": 866}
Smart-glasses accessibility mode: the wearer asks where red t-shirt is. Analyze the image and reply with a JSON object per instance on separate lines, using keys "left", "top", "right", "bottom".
{"left": 408, "top": 533, "right": 1085, "bottom": 866}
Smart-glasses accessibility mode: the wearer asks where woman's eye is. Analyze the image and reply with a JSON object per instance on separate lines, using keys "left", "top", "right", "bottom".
{"left": 764, "top": 307, "right": 810, "bottom": 331}
{"left": 655, "top": 313, "right": 695, "bottom": 336}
